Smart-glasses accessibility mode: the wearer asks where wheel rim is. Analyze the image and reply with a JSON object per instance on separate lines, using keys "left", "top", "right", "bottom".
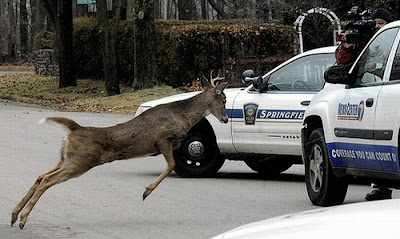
{"left": 186, "top": 140, "right": 205, "bottom": 167}
{"left": 309, "top": 144, "right": 324, "bottom": 192}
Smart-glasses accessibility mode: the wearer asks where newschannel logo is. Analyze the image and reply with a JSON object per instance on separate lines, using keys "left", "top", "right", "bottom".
{"left": 337, "top": 101, "right": 364, "bottom": 121}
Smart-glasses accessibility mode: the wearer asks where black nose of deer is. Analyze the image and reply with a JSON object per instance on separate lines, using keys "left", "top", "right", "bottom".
{"left": 221, "top": 116, "right": 228, "bottom": 123}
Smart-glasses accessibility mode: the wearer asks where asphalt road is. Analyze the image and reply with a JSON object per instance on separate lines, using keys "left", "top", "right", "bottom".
{"left": 0, "top": 100, "right": 395, "bottom": 239}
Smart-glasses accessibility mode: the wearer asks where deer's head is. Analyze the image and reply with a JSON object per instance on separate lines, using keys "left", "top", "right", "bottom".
{"left": 201, "top": 71, "right": 229, "bottom": 124}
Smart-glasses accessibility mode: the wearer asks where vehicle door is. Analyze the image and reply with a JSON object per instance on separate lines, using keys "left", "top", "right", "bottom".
{"left": 373, "top": 30, "right": 400, "bottom": 173}
{"left": 232, "top": 52, "right": 335, "bottom": 155}
{"left": 327, "top": 27, "right": 399, "bottom": 171}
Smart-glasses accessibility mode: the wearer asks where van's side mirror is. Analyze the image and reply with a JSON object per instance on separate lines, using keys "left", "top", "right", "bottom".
{"left": 324, "top": 64, "right": 355, "bottom": 85}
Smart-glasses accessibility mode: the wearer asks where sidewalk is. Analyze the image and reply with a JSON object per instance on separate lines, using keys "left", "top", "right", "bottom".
{"left": 0, "top": 71, "right": 34, "bottom": 76}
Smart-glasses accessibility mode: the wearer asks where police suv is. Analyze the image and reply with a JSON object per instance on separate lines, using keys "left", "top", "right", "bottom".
{"left": 302, "top": 20, "right": 400, "bottom": 206}
{"left": 136, "top": 46, "right": 336, "bottom": 177}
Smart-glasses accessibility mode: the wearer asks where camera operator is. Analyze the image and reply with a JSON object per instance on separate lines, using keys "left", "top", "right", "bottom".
{"left": 336, "top": 8, "right": 393, "bottom": 64}
{"left": 336, "top": 8, "right": 394, "bottom": 201}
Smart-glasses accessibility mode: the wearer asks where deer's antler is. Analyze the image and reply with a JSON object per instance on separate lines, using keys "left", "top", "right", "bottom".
{"left": 209, "top": 70, "right": 225, "bottom": 87}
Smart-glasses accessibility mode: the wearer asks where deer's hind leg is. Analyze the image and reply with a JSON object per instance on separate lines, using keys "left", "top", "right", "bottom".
{"left": 17, "top": 165, "right": 84, "bottom": 230}
{"left": 11, "top": 162, "right": 62, "bottom": 226}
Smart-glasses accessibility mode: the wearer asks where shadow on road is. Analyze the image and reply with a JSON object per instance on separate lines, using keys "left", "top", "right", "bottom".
{"left": 113, "top": 168, "right": 371, "bottom": 186}
{"left": 131, "top": 170, "right": 305, "bottom": 182}
{"left": 215, "top": 171, "right": 305, "bottom": 182}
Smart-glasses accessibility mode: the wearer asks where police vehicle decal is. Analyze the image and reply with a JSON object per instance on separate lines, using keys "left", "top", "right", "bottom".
{"left": 226, "top": 109, "right": 243, "bottom": 118}
{"left": 257, "top": 110, "right": 304, "bottom": 120}
{"left": 227, "top": 108, "right": 305, "bottom": 123}
{"left": 243, "top": 103, "right": 258, "bottom": 125}
{"left": 327, "top": 142, "right": 398, "bottom": 172}
{"left": 337, "top": 101, "right": 365, "bottom": 121}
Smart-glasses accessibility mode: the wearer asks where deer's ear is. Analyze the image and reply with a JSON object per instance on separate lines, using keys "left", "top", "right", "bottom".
{"left": 200, "top": 76, "right": 212, "bottom": 90}
{"left": 215, "top": 82, "right": 229, "bottom": 94}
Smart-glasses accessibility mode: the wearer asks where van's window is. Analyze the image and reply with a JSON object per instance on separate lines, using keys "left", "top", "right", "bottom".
{"left": 354, "top": 28, "right": 398, "bottom": 84}
{"left": 390, "top": 41, "right": 400, "bottom": 81}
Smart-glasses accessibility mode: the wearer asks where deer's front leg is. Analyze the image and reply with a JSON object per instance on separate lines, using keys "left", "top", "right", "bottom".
{"left": 143, "top": 140, "right": 176, "bottom": 200}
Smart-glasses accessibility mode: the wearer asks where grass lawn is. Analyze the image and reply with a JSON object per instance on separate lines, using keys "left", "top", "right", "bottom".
{"left": 0, "top": 72, "right": 186, "bottom": 114}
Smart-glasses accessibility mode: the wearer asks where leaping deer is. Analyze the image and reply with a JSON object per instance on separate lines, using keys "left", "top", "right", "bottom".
{"left": 11, "top": 74, "right": 228, "bottom": 229}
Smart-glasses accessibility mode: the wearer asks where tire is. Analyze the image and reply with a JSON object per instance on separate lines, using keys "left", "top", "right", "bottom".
{"left": 304, "top": 128, "right": 348, "bottom": 206}
{"left": 244, "top": 155, "right": 294, "bottom": 176}
{"left": 173, "top": 130, "right": 225, "bottom": 177}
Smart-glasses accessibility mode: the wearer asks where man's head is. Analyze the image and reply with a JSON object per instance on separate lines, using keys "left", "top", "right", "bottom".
{"left": 371, "top": 8, "right": 393, "bottom": 31}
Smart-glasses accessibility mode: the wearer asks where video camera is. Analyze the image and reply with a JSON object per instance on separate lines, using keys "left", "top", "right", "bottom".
{"left": 338, "top": 6, "right": 375, "bottom": 44}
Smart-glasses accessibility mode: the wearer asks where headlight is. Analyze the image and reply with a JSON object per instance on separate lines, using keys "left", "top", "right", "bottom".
{"left": 135, "top": 106, "right": 152, "bottom": 116}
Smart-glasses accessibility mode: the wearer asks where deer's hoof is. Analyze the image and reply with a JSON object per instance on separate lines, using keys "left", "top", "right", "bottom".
{"left": 19, "top": 223, "right": 25, "bottom": 230}
{"left": 142, "top": 185, "right": 155, "bottom": 201}
{"left": 11, "top": 214, "right": 17, "bottom": 226}
{"left": 11, "top": 219, "right": 15, "bottom": 226}
{"left": 142, "top": 192, "right": 149, "bottom": 201}
{"left": 142, "top": 188, "right": 152, "bottom": 201}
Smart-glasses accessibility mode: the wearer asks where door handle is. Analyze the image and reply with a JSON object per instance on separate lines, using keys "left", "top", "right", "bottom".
{"left": 366, "top": 98, "right": 374, "bottom": 107}
{"left": 301, "top": 100, "right": 310, "bottom": 106}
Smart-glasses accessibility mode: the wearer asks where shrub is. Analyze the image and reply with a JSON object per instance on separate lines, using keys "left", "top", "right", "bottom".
{"left": 46, "top": 18, "right": 296, "bottom": 88}
{"left": 73, "top": 17, "right": 103, "bottom": 79}
{"left": 155, "top": 20, "right": 295, "bottom": 87}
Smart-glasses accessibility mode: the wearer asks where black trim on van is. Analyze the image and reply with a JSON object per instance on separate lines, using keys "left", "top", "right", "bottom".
{"left": 334, "top": 128, "right": 393, "bottom": 140}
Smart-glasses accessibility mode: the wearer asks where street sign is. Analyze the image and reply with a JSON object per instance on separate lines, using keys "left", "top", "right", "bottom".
{"left": 77, "top": 0, "right": 96, "bottom": 4}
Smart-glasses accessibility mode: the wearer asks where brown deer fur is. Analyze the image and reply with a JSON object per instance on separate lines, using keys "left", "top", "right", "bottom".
{"left": 11, "top": 79, "right": 228, "bottom": 229}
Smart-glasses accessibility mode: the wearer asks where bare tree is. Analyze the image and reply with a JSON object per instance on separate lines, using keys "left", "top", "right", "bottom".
{"left": 201, "top": 0, "right": 207, "bottom": 19}
{"left": 97, "top": 0, "right": 121, "bottom": 96}
{"left": 1, "top": 0, "right": 21, "bottom": 60}
{"left": 42, "top": 0, "right": 76, "bottom": 88}
{"left": 0, "top": 0, "right": 12, "bottom": 59}
{"left": 32, "top": 0, "right": 47, "bottom": 50}
{"left": 15, "top": 0, "right": 22, "bottom": 60}
{"left": 132, "top": 0, "right": 157, "bottom": 90}
{"left": 207, "top": 0, "right": 228, "bottom": 19}
{"left": 178, "top": 0, "right": 196, "bottom": 20}
{"left": 26, "top": 0, "right": 33, "bottom": 54}
{"left": 20, "top": 0, "right": 28, "bottom": 61}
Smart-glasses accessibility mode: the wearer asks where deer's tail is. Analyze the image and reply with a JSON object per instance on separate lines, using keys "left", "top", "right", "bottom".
{"left": 39, "top": 117, "right": 83, "bottom": 131}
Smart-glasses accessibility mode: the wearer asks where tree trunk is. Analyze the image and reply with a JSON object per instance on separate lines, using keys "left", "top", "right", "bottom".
{"left": 168, "top": 0, "right": 177, "bottom": 19}
{"left": 0, "top": 0, "right": 11, "bottom": 59}
{"left": 207, "top": 0, "right": 227, "bottom": 19}
{"left": 32, "top": 0, "right": 47, "bottom": 50}
{"left": 132, "top": 0, "right": 157, "bottom": 90}
{"left": 15, "top": 0, "right": 22, "bottom": 60}
{"left": 9, "top": 0, "right": 18, "bottom": 60}
{"left": 26, "top": 0, "right": 33, "bottom": 54}
{"left": 57, "top": 0, "right": 76, "bottom": 87}
{"left": 178, "top": 0, "right": 196, "bottom": 20}
{"left": 153, "top": 0, "right": 160, "bottom": 19}
{"left": 103, "top": 24, "right": 120, "bottom": 95}
{"left": 201, "top": 0, "right": 207, "bottom": 19}
{"left": 41, "top": 0, "right": 76, "bottom": 88}
{"left": 126, "top": 0, "right": 134, "bottom": 19}
{"left": 20, "top": 0, "right": 28, "bottom": 61}
{"left": 266, "top": 0, "right": 272, "bottom": 20}
{"left": 97, "top": 0, "right": 121, "bottom": 95}
{"left": 162, "top": 0, "right": 167, "bottom": 19}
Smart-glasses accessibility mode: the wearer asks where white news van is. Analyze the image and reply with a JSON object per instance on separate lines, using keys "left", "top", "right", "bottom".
{"left": 302, "top": 20, "right": 400, "bottom": 206}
